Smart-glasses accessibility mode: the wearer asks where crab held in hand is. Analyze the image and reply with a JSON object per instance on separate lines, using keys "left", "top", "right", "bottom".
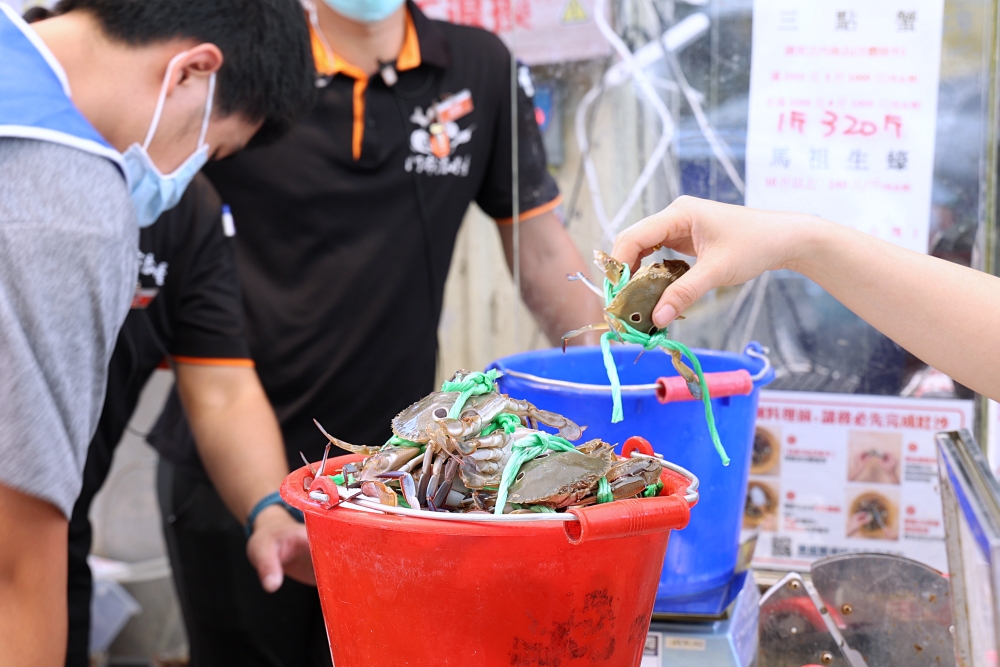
{"left": 563, "top": 250, "right": 702, "bottom": 398}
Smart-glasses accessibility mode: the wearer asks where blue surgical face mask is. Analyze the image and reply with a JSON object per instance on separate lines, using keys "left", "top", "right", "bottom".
{"left": 319, "top": 0, "right": 404, "bottom": 24}
{"left": 123, "top": 51, "right": 215, "bottom": 228}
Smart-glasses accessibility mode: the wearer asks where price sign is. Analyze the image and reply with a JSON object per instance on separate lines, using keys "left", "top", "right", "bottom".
{"left": 745, "top": 1, "right": 945, "bottom": 253}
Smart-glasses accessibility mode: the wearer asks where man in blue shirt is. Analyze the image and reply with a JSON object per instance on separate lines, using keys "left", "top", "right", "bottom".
{"left": 0, "top": 1, "right": 315, "bottom": 663}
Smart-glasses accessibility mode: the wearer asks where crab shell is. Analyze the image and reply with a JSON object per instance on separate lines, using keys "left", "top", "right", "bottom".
{"left": 391, "top": 391, "right": 462, "bottom": 443}
{"left": 507, "top": 448, "right": 616, "bottom": 508}
{"left": 604, "top": 259, "right": 689, "bottom": 334}
{"left": 392, "top": 391, "right": 515, "bottom": 443}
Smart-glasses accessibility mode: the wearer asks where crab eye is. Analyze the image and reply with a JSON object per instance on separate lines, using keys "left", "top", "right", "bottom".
{"left": 515, "top": 472, "right": 526, "bottom": 482}
{"left": 433, "top": 408, "right": 448, "bottom": 419}
{"left": 629, "top": 312, "right": 643, "bottom": 323}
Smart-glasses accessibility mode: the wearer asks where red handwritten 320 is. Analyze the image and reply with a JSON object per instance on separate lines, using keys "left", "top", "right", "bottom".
{"left": 777, "top": 111, "right": 903, "bottom": 138}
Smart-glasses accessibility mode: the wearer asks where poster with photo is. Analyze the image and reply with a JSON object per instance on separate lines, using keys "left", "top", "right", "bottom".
{"left": 748, "top": 390, "right": 973, "bottom": 572}
{"left": 745, "top": 0, "right": 945, "bottom": 253}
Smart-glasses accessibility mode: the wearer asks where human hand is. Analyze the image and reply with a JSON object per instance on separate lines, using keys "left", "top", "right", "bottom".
{"left": 610, "top": 196, "right": 822, "bottom": 329}
{"left": 246, "top": 505, "right": 315, "bottom": 593}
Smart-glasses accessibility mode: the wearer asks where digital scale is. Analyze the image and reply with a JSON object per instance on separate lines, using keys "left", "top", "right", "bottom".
{"left": 643, "top": 571, "right": 760, "bottom": 667}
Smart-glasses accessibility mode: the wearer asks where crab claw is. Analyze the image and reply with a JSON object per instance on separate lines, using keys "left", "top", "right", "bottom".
{"left": 668, "top": 350, "right": 702, "bottom": 401}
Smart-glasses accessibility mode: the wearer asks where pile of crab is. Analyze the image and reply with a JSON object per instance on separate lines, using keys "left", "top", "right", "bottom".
{"left": 310, "top": 370, "right": 665, "bottom": 515}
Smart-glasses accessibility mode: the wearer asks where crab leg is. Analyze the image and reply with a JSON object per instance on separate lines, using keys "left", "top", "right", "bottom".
{"left": 665, "top": 348, "right": 702, "bottom": 400}
{"left": 299, "top": 451, "right": 317, "bottom": 476}
{"left": 425, "top": 456, "right": 445, "bottom": 506}
{"left": 313, "top": 419, "right": 381, "bottom": 455}
{"left": 431, "top": 458, "right": 460, "bottom": 509}
{"left": 378, "top": 471, "right": 420, "bottom": 509}
{"left": 501, "top": 399, "right": 584, "bottom": 441}
{"left": 417, "top": 446, "right": 435, "bottom": 507}
{"left": 566, "top": 272, "right": 604, "bottom": 298}
{"left": 398, "top": 452, "right": 425, "bottom": 474}
{"left": 561, "top": 322, "right": 610, "bottom": 352}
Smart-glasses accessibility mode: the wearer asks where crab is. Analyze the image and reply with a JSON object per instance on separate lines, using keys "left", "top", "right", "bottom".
{"left": 393, "top": 385, "right": 583, "bottom": 444}
{"left": 563, "top": 250, "right": 702, "bottom": 399}
{"left": 506, "top": 447, "right": 614, "bottom": 508}
{"left": 507, "top": 443, "right": 663, "bottom": 509}
{"left": 436, "top": 426, "right": 542, "bottom": 491}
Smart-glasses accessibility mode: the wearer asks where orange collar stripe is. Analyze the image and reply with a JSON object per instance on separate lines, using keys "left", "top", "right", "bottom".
{"left": 351, "top": 78, "right": 368, "bottom": 160}
{"left": 309, "top": 10, "right": 421, "bottom": 77}
{"left": 397, "top": 11, "right": 421, "bottom": 71}
{"left": 308, "top": 10, "right": 422, "bottom": 160}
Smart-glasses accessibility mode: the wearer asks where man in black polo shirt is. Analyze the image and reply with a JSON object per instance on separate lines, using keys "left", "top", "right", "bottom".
{"left": 157, "top": 0, "right": 602, "bottom": 663}
{"left": 66, "top": 175, "right": 316, "bottom": 667}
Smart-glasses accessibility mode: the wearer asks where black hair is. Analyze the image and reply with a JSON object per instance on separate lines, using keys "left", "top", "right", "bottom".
{"left": 22, "top": 6, "right": 55, "bottom": 22}
{"left": 54, "top": 0, "right": 317, "bottom": 145}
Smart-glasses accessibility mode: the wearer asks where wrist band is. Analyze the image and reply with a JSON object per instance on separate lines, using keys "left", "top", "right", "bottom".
{"left": 245, "top": 491, "right": 305, "bottom": 538}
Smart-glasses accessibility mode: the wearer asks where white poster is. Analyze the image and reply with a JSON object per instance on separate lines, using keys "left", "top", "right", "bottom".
{"left": 413, "top": 0, "right": 610, "bottom": 65}
{"left": 745, "top": 0, "right": 945, "bottom": 253}
{"left": 748, "top": 390, "right": 973, "bottom": 573}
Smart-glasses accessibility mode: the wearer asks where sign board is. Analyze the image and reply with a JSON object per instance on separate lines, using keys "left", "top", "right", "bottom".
{"left": 413, "top": 0, "right": 610, "bottom": 65}
{"left": 745, "top": 0, "right": 946, "bottom": 253}
{"left": 748, "top": 390, "right": 973, "bottom": 572}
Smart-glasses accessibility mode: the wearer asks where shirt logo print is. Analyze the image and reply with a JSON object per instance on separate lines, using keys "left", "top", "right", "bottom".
{"left": 137, "top": 250, "right": 169, "bottom": 286}
{"left": 405, "top": 105, "right": 475, "bottom": 177}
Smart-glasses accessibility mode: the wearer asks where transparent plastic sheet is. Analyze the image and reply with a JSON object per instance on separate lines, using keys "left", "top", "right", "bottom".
{"left": 487, "top": 0, "right": 999, "bottom": 400}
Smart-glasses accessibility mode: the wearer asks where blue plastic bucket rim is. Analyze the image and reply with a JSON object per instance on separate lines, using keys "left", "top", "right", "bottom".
{"left": 493, "top": 342, "right": 773, "bottom": 395}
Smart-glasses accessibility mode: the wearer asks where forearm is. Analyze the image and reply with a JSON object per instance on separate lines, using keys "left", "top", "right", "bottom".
{"left": 499, "top": 211, "right": 605, "bottom": 346}
{"left": 175, "top": 365, "right": 289, "bottom": 523}
{"left": 0, "top": 484, "right": 68, "bottom": 667}
{"left": 794, "top": 219, "right": 1000, "bottom": 399}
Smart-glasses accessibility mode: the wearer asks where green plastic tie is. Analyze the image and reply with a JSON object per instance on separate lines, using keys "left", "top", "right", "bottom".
{"left": 596, "top": 477, "right": 614, "bottom": 504}
{"left": 382, "top": 435, "right": 424, "bottom": 451}
{"left": 331, "top": 473, "right": 345, "bottom": 485}
{"left": 347, "top": 473, "right": 356, "bottom": 486}
{"left": 481, "top": 412, "right": 521, "bottom": 436}
{"left": 643, "top": 479, "right": 664, "bottom": 497}
{"left": 493, "top": 432, "right": 577, "bottom": 515}
{"left": 440, "top": 369, "right": 502, "bottom": 419}
{"left": 529, "top": 505, "right": 556, "bottom": 513}
{"left": 598, "top": 266, "right": 729, "bottom": 466}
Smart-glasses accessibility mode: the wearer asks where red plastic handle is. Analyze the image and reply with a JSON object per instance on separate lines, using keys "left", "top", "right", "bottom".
{"left": 655, "top": 369, "right": 753, "bottom": 404}
{"left": 307, "top": 476, "right": 341, "bottom": 510}
{"left": 622, "top": 436, "right": 656, "bottom": 458}
{"left": 564, "top": 495, "right": 690, "bottom": 545}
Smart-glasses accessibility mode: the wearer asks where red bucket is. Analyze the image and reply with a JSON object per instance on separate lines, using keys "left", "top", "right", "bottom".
{"left": 281, "top": 437, "right": 697, "bottom": 667}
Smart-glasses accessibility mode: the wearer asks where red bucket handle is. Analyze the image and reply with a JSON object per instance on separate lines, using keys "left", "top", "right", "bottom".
{"left": 563, "top": 436, "right": 699, "bottom": 544}
{"left": 622, "top": 437, "right": 699, "bottom": 507}
{"left": 565, "top": 495, "right": 690, "bottom": 544}
{"left": 655, "top": 369, "right": 753, "bottom": 403}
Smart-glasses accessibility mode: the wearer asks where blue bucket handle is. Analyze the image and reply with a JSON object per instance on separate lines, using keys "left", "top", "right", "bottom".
{"left": 743, "top": 341, "right": 774, "bottom": 387}
{"left": 492, "top": 343, "right": 774, "bottom": 393}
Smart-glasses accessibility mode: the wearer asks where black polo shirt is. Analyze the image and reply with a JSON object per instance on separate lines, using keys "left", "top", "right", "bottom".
{"left": 100, "top": 174, "right": 253, "bottom": 465}
{"left": 199, "top": 1, "right": 560, "bottom": 465}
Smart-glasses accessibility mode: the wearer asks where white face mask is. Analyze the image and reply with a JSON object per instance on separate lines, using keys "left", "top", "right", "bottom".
{"left": 122, "top": 51, "right": 215, "bottom": 228}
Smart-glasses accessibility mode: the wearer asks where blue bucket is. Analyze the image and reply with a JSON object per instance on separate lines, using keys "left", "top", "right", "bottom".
{"left": 488, "top": 342, "right": 773, "bottom": 609}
